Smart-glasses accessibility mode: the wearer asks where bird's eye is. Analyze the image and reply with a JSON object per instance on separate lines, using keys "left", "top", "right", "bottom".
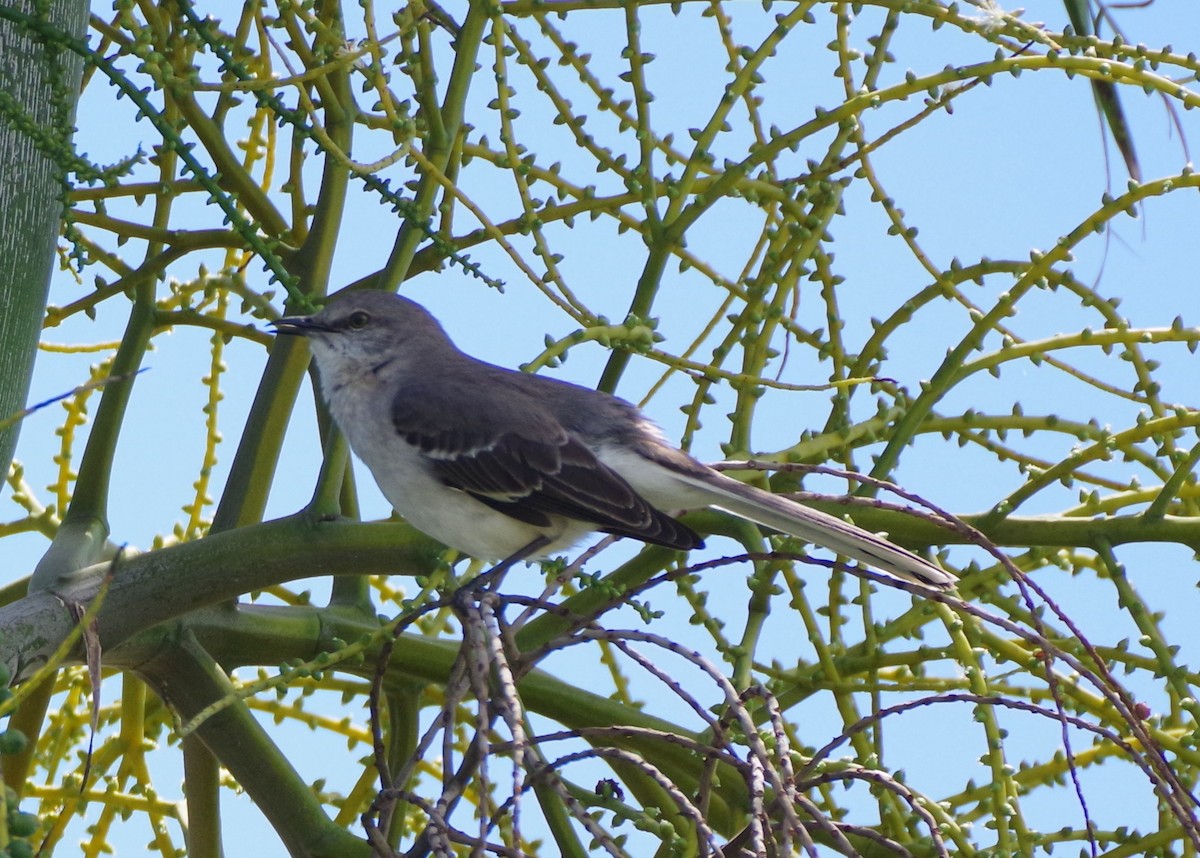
{"left": 346, "top": 311, "right": 371, "bottom": 330}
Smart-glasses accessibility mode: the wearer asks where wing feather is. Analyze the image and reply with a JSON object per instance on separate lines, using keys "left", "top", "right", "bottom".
{"left": 392, "top": 370, "right": 703, "bottom": 551}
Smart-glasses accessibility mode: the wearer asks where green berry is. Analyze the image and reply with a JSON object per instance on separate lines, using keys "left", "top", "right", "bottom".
{"left": 0, "top": 731, "right": 27, "bottom": 756}
{"left": 8, "top": 812, "right": 37, "bottom": 838}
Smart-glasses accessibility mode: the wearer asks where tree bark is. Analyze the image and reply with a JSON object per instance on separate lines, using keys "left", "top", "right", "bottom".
{"left": 0, "top": 0, "right": 89, "bottom": 472}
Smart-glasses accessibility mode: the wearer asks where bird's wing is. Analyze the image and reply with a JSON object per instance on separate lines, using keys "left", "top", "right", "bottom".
{"left": 391, "top": 379, "right": 702, "bottom": 550}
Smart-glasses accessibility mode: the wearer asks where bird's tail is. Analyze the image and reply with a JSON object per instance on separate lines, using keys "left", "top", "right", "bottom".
{"left": 682, "top": 470, "right": 956, "bottom": 590}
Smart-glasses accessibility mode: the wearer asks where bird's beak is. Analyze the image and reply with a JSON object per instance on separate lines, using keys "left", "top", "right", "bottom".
{"left": 270, "top": 315, "right": 330, "bottom": 336}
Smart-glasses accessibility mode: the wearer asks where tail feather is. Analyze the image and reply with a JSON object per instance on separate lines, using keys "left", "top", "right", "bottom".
{"left": 683, "top": 471, "right": 955, "bottom": 590}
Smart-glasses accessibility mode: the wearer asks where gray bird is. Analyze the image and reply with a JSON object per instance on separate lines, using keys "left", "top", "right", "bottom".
{"left": 272, "top": 290, "right": 954, "bottom": 590}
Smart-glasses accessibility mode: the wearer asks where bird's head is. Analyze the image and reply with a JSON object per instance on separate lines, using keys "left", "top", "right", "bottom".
{"left": 271, "top": 290, "right": 449, "bottom": 371}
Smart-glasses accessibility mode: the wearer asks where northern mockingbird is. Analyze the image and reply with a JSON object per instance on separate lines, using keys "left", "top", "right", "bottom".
{"left": 273, "top": 290, "right": 954, "bottom": 590}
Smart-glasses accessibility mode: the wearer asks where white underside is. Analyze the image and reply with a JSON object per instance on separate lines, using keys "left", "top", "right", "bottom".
{"left": 355, "top": 442, "right": 707, "bottom": 561}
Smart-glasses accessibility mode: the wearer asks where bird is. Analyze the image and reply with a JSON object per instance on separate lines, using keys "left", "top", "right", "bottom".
{"left": 271, "top": 290, "right": 954, "bottom": 590}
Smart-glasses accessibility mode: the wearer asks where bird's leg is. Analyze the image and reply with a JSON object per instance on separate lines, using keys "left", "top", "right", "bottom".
{"left": 455, "top": 535, "right": 552, "bottom": 598}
